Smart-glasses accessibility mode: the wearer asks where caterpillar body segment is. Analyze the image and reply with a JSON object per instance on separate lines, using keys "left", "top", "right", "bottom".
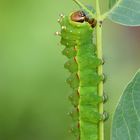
{"left": 58, "top": 11, "right": 105, "bottom": 140}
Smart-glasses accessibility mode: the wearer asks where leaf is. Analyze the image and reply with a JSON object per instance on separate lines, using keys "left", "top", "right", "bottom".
{"left": 107, "top": 0, "right": 140, "bottom": 26}
{"left": 111, "top": 70, "right": 140, "bottom": 140}
{"left": 109, "top": 0, "right": 119, "bottom": 9}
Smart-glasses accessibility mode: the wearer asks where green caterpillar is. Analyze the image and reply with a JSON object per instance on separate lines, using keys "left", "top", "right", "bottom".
{"left": 56, "top": 11, "right": 107, "bottom": 140}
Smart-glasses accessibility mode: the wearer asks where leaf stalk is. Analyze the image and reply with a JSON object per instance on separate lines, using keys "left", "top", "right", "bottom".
{"left": 73, "top": 0, "right": 96, "bottom": 18}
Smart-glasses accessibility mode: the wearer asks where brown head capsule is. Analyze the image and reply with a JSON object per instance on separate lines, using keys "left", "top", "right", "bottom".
{"left": 71, "top": 11, "right": 86, "bottom": 23}
{"left": 71, "top": 11, "right": 97, "bottom": 28}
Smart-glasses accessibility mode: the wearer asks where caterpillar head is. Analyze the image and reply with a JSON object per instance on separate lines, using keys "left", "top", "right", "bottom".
{"left": 71, "top": 11, "right": 97, "bottom": 28}
{"left": 70, "top": 11, "right": 86, "bottom": 23}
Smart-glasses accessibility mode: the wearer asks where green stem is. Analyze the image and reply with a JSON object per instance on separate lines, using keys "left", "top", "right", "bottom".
{"left": 96, "top": 1, "right": 104, "bottom": 140}
{"left": 73, "top": 0, "right": 96, "bottom": 18}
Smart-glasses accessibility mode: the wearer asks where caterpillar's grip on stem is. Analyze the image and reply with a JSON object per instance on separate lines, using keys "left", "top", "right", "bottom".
{"left": 57, "top": 11, "right": 107, "bottom": 140}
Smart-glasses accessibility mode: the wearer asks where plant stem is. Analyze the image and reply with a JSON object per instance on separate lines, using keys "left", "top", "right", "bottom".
{"left": 97, "top": 23, "right": 104, "bottom": 140}
{"left": 96, "top": 1, "right": 104, "bottom": 140}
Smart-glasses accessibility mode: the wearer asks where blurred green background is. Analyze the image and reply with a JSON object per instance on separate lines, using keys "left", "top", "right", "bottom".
{"left": 0, "top": 0, "right": 140, "bottom": 140}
